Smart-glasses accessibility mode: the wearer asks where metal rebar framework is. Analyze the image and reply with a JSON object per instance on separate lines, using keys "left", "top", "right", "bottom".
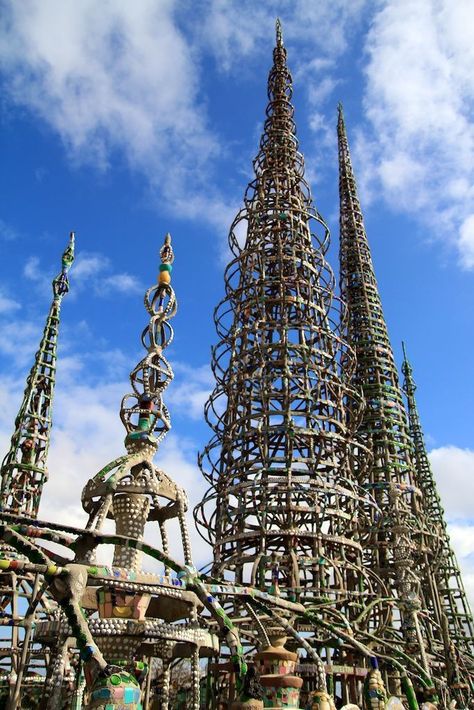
{"left": 0, "top": 233, "right": 74, "bottom": 707}
{"left": 0, "top": 235, "right": 250, "bottom": 710}
{"left": 338, "top": 105, "right": 474, "bottom": 703}
{"left": 401, "top": 343, "right": 474, "bottom": 699}
{"left": 194, "top": 22, "right": 413, "bottom": 705}
{"left": 1, "top": 232, "right": 75, "bottom": 517}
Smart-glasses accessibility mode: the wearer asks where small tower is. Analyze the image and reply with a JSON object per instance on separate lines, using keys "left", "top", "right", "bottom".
{"left": 1, "top": 232, "right": 75, "bottom": 516}
{"left": 402, "top": 342, "right": 474, "bottom": 699}
{"left": 0, "top": 233, "right": 74, "bottom": 706}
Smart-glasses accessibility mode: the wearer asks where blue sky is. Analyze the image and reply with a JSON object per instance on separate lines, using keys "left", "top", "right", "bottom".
{"left": 1, "top": 1, "right": 474, "bottom": 597}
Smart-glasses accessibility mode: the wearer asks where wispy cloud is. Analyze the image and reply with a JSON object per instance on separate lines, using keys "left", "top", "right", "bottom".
{"left": 201, "top": 0, "right": 368, "bottom": 71}
{"left": 429, "top": 445, "right": 474, "bottom": 605}
{"left": 23, "top": 250, "right": 142, "bottom": 298}
{"left": 0, "top": 319, "right": 42, "bottom": 366}
{"left": 0, "top": 218, "right": 19, "bottom": 241}
{"left": 0, "top": 291, "right": 21, "bottom": 315}
{"left": 0, "top": 0, "right": 229, "bottom": 227}
{"left": 0, "top": 361, "right": 211, "bottom": 567}
{"left": 357, "top": 0, "right": 474, "bottom": 267}
{"left": 169, "top": 362, "right": 213, "bottom": 421}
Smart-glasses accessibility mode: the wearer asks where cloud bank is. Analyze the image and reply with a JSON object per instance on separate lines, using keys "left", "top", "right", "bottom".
{"left": 357, "top": 0, "right": 474, "bottom": 267}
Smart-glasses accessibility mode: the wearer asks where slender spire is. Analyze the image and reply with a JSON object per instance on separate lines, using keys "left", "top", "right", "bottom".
{"left": 338, "top": 108, "right": 474, "bottom": 698}
{"left": 337, "top": 107, "right": 434, "bottom": 682}
{"left": 338, "top": 106, "right": 418, "bottom": 500}
{"left": 402, "top": 343, "right": 474, "bottom": 693}
{"left": 0, "top": 232, "right": 75, "bottom": 518}
{"left": 275, "top": 17, "right": 283, "bottom": 46}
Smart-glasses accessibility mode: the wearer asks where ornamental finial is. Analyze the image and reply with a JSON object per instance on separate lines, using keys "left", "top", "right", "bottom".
{"left": 120, "top": 233, "right": 177, "bottom": 451}
{"left": 53, "top": 231, "right": 75, "bottom": 299}
{"left": 401, "top": 341, "right": 415, "bottom": 390}
{"left": 337, "top": 102, "right": 346, "bottom": 130}
{"left": 275, "top": 18, "right": 283, "bottom": 47}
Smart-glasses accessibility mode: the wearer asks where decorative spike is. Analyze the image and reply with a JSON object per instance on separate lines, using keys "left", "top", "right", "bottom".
{"left": 195, "top": 25, "right": 397, "bottom": 706}
{"left": 402, "top": 343, "right": 474, "bottom": 694}
{"left": 275, "top": 17, "right": 283, "bottom": 47}
{"left": 1, "top": 232, "right": 75, "bottom": 517}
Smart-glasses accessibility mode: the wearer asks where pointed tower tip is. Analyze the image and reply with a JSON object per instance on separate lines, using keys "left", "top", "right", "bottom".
{"left": 402, "top": 340, "right": 408, "bottom": 359}
{"left": 275, "top": 18, "right": 283, "bottom": 47}
{"left": 337, "top": 102, "right": 345, "bottom": 122}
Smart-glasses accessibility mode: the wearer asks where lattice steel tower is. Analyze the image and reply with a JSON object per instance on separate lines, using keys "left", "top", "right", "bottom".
{"left": 0, "top": 233, "right": 74, "bottom": 706}
{"left": 1, "top": 232, "right": 75, "bottom": 517}
{"left": 195, "top": 22, "right": 403, "bottom": 702}
{"left": 338, "top": 105, "right": 474, "bottom": 702}
{"left": 402, "top": 343, "right": 474, "bottom": 700}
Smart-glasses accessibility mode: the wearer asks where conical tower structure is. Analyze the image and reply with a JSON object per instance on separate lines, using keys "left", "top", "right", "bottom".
{"left": 0, "top": 233, "right": 74, "bottom": 706}
{"left": 401, "top": 343, "right": 474, "bottom": 699}
{"left": 196, "top": 22, "right": 403, "bottom": 706}
{"left": 337, "top": 105, "right": 472, "bottom": 701}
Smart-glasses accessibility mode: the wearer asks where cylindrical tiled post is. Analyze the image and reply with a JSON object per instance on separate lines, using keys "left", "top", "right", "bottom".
{"left": 254, "top": 637, "right": 303, "bottom": 709}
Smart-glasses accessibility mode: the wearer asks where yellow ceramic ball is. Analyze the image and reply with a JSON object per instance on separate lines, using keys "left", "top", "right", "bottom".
{"left": 159, "top": 271, "right": 171, "bottom": 285}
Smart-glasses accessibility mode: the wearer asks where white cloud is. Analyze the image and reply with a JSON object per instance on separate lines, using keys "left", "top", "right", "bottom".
{"left": 0, "top": 318, "right": 42, "bottom": 366}
{"left": 0, "top": 0, "right": 229, "bottom": 226}
{"left": 23, "top": 255, "right": 51, "bottom": 296}
{"left": 23, "top": 249, "right": 142, "bottom": 298}
{"left": 100, "top": 273, "right": 142, "bottom": 295}
{"left": 0, "top": 219, "right": 19, "bottom": 241}
{"left": 74, "top": 251, "right": 142, "bottom": 295}
{"left": 459, "top": 214, "right": 474, "bottom": 268}
{"left": 202, "top": 1, "right": 368, "bottom": 71}
{"left": 169, "top": 362, "right": 213, "bottom": 421}
{"left": 73, "top": 253, "right": 109, "bottom": 280}
{"left": 0, "top": 291, "right": 20, "bottom": 315}
{"left": 429, "top": 446, "right": 474, "bottom": 521}
{"left": 358, "top": 0, "right": 474, "bottom": 267}
{"left": 0, "top": 2, "right": 370, "bottom": 234}
{"left": 429, "top": 445, "right": 474, "bottom": 608}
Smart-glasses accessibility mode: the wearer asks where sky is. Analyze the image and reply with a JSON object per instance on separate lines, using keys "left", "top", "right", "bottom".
{"left": 1, "top": 0, "right": 474, "bottom": 602}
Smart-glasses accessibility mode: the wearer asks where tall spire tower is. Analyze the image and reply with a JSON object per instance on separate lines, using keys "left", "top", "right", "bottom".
{"left": 1, "top": 232, "right": 75, "bottom": 517}
{"left": 0, "top": 233, "right": 74, "bottom": 705}
{"left": 402, "top": 343, "right": 474, "bottom": 697}
{"left": 196, "top": 22, "right": 397, "bottom": 702}
{"left": 337, "top": 106, "right": 474, "bottom": 699}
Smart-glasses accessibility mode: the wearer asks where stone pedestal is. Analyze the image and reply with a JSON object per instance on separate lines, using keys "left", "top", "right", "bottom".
{"left": 254, "top": 637, "right": 303, "bottom": 709}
